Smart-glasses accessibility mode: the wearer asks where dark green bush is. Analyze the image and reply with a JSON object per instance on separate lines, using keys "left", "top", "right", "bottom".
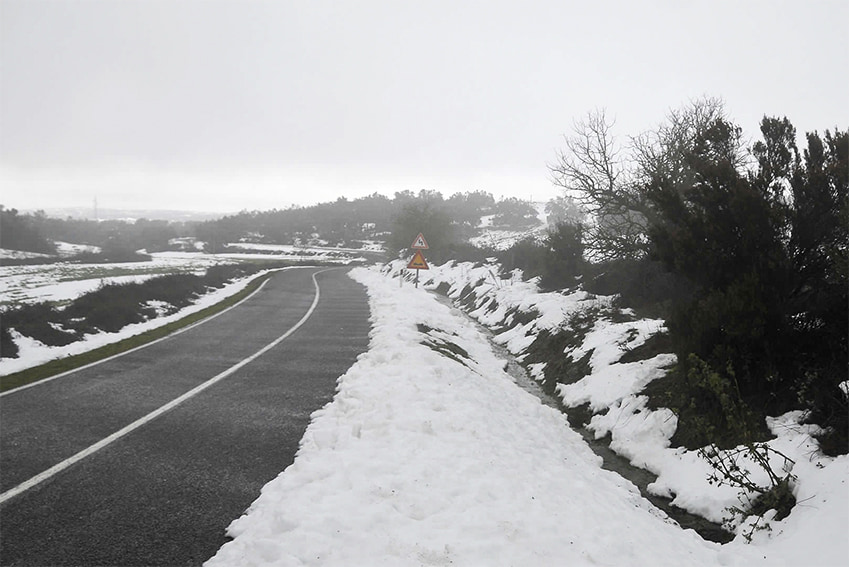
{"left": 496, "top": 237, "right": 548, "bottom": 279}
{"left": 669, "top": 354, "right": 772, "bottom": 450}
{"left": 584, "top": 258, "right": 694, "bottom": 317}
{"left": 496, "top": 223, "right": 585, "bottom": 291}
{"left": 443, "top": 242, "right": 494, "bottom": 264}
{"left": 1, "top": 302, "right": 78, "bottom": 347}
{"left": 0, "top": 324, "right": 18, "bottom": 358}
{"left": 74, "top": 295, "right": 147, "bottom": 333}
{"left": 204, "top": 263, "right": 260, "bottom": 288}
{"left": 139, "top": 274, "right": 207, "bottom": 307}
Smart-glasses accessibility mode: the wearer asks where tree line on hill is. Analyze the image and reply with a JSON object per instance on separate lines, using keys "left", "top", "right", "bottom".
{"left": 0, "top": 207, "right": 187, "bottom": 261}
{"left": 1, "top": 192, "right": 541, "bottom": 262}
{"left": 0, "top": 208, "right": 56, "bottom": 255}
{"left": 194, "top": 190, "right": 539, "bottom": 256}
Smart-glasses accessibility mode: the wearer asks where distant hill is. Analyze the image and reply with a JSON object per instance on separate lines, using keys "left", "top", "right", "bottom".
{"left": 3, "top": 192, "right": 560, "bottom": 263}
{"left": 31, "top": 207, "right": 229, "bottom": 222}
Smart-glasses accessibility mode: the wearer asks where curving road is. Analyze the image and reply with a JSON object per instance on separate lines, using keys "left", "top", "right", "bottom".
{"left": 0, "top": 267, "right": 371, "bottom": 566}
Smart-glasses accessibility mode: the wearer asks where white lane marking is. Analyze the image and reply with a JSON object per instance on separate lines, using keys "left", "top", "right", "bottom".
{"left": 0, "top": 269, "right": 291, "bottom": 398}
{"left": 0, "top": 268, "right": 331, "bottom": 504}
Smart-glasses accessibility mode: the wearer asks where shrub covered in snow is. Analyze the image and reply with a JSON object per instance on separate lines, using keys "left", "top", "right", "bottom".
{"left": 1, "top": 264, "right": 261, "bottom": 358}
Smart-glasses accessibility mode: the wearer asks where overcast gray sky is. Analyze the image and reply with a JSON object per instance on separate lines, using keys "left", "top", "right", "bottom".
{"left": 2, "top": 0, "right": 847, "bottom": 214}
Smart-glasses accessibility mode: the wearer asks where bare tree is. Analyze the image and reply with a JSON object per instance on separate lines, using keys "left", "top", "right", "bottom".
{"left": 549, "top": 97, "right": 743, "bottom": 261}
{"left": 632, "top": 96, "right": 745, "bottom": 190}
{"left": 548, "top": 109, "right": 650, "bottom": 260}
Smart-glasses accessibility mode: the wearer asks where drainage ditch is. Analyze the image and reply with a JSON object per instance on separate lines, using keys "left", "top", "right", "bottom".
{"left": 497, "top": 348, "right": 734, "bottom": 544}
{"left": 435, "top": 295, "right": 734, "bottom": 544}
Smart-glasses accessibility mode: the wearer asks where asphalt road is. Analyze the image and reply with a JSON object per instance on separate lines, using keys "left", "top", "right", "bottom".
{"left": 0, "top": 267, "right": 371, "bottom": 566}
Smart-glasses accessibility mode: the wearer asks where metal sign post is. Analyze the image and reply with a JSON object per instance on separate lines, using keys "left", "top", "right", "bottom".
{"left": 407, "top": 250, "right": 429, "bottom": 287}
{"left": 411, "top": 233, "right": 429, "bottom": 250}
{"left": 407, "top": 234, "right": 430, "bottom": 288}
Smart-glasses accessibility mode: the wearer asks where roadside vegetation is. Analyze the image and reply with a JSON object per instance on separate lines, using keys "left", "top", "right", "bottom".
{"left": 541, "top": 99, "right": 846, "bottom": 453}
{"left": 455, "top": 98, "right": 846, "bottom": 534}
{"left": 0, "top": 264, "right": 265, "bottom": 360}
{"left": 0, "top": 269, "right": 273, "bottom": 393}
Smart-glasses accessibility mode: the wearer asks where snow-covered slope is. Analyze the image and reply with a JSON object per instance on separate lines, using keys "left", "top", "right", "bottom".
{"left": 468, "top": 202, "right": 549, "bottom": 251}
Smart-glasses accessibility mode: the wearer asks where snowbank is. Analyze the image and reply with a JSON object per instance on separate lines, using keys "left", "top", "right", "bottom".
{"left": 206, "top": 266, "right": 811, "bottom": 566}
{"left": 396, "top": 259, "right": 849, "bottom": 563}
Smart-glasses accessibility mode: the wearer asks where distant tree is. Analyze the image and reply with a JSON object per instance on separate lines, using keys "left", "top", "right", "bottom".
{"left": 0, "top": 207, "right": 55, "bottom": 254}
{"left": 447, "top": 191, "right": 496, "bottom": 237}
{"left": 460, "top": 190, "right": 496, "bottom": 213}
{"left": 135, "top": 219, "right": 177, "bottom": 252}
{"left": 195, "top": 216, "right": 243, "bottom": 253}
{"left": 548, "top": 109, "right": 646, "bottom": 260}
{"left": 544, "top": 196, "right": 583, "bottom": 228}
{"left": 492, "top": 197, "right": 538, "bottom": 229}
{"left": 549, "top": 97, "right": 734, "bottom": 260}
{"left": 392, "top": 190, "right": 417, "bottom": 209}
{"left": 387, "top": 197, "right": 458, "bottom": 263}
{"left": 496, "top": 221, "right": 584, "bottom": 290}
{"left": 40, "top": 216, "right": 103, "bottom": 246}
{"left": 542, "top": 221, "right": 585, "bottom": 288}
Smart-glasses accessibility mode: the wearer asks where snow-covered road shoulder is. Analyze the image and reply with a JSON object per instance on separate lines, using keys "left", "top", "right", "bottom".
{"left": 206, "top": 266, "right": 775, "bottom": 567}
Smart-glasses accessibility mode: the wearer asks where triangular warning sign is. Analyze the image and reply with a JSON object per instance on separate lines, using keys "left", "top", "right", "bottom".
{"left": 407, "top": 249, "right": 429, "bottom": 270}
{"left": 411, "top": 233, "right": 429, "bottom": 249}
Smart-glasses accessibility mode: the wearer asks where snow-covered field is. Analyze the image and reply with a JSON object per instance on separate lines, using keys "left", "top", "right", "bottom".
{"left": 227, "top": 242, "right": 385, "bottom": 255}
{"left": 467, "top": 226, "right": 547, "bottom": 251}
{"left": 0, "top": 244, "right": 372, "bottom": 374}
{"left": 0, "top": 247, "right": 368, "bottom": 307}
{"left": 0, "top": 248, "right": 53, "bottom": 260}
{"left": 207, "top": 264, "right": 848, "bottom": 566}
{"left": 0, "top": 253, "right": 226, "bottom": 307}
{"left": 0, "top": 269, "right": 274, "bottom": 376}
{"left": 1, "top": 242, "right": 99, "bottom": 260}
{"left": 468, "top": 203, "right": 549, "bottom": 251}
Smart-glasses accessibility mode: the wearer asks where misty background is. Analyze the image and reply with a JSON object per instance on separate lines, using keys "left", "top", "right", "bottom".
{"left": 2, "top": 0, "right": 847, "bottom": 214}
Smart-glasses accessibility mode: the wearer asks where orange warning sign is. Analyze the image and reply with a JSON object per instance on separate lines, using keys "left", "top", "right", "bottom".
{"left": 411, "top": 233, "right": 429, "bottom": 249}
{"left": 407, "top": 249, "right": 429, "bottom": 270}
